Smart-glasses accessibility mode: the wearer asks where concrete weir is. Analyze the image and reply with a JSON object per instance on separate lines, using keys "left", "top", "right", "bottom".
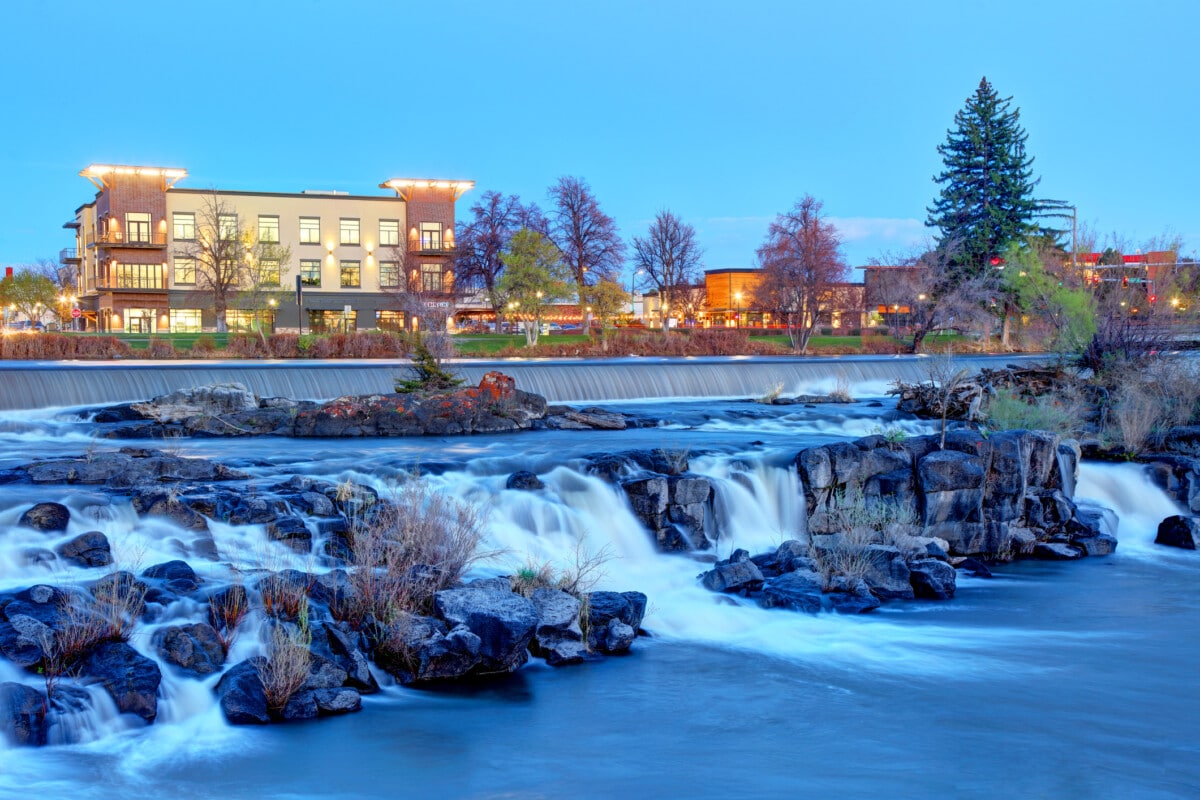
{"left": 0, "top": 355, "right": 1045, "bottom": 411}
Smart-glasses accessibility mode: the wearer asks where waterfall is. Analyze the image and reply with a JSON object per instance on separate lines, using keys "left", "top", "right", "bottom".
{"left": 0, "top": 354, "right": 1048, "bottom": 410}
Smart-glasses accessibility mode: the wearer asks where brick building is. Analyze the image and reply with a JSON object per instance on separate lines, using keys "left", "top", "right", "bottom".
{"left": 63, "top": 165, "right": 472, "bottom": 333}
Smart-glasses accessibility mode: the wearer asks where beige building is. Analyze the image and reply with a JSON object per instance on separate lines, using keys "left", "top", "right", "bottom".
{"left": 64, "top": 165, "right": 472, "bottom": 333}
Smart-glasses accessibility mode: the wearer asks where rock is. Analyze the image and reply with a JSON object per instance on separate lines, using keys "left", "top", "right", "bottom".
{"left": 602, "top": 619, "right": 636, "bottom": 653}
{"left": 918, "top": 451, "right": 985, "bottom": 526}
{"left": 563, "top": 409, "right": 627, "bottom": 430}
{"left": 505, "top": 471, "right": 545, "bottom": 491}
{"left": 1033, "top": 542, "right": 1085, "bottom": 560}
{"left": 582, "top": 591, "right": 646, "bottom": 654}
{"left": 79, "top": 641, "right": 161, "bottom": 722}
{"left": 309, "top": 621, "right": 377, "bottom": 693}
{"left": 18, "top": 502, "right": 70, "bottom": 532}
{"left": 131, "top": 383, "right": 260, "bottom": 422}
{"left": 0, "top": 619, "right": 50, "bottom": 668}
{"left": 700, "top": 560, "right": 765, "bottom": 593}
{"left": 826, "top": 580, "right": 882, "bottom": 614}
{"left": 142, "top": 560, "right": 200, "bottom": 594}
{"left": 860, "top": 545, "right": 915, "bottom": 600}
{"left": 131, "top": 489, "right": 209, "bottom": 532}
{"left": 313, "top": 687, "right": 361, "bottom": 715}
{"left": 154, "top": 623, "right": 226, "bottom": 675}
{"left": 215, "top": 658, "right": 270, "bottom": 725}
{"left": 373, "top": 615, "right": 481, "bottom": 683}
{"left": 1155, "top": 515, "right": 1200, "bottom": 550}
{"left": 621, "top": 592, "right": 648, "bottom": 631}
{"left": 0, "top": 682, "right": 48, "bottom": 746}
{"left": 266, "top": 517, "right": 314, "bottom": 554}
{"left": 758, "top": 570, "right": 823, "bottom": 613}
{"left": 909, "top": 559, "right": 957, "bottom": 600}
{"left": 433, "top": 586, "right": 539, "bottom": 673}
{"left": 55, "top": 531, "right": 113, "bottom": 567}
{"left": 291, "top": 492, "right": 336, "bottom": 517}
{"left": 21, "top": 548, "right": 57, "bottom": 566}
{"left": 528, "top": 588, "right": 585, "bottom": 666}
{"left": 280, "top": 690, "right": 319, "bottom": 721}
{"left": 207, "top": 584, "right": 249, "bottom": 631}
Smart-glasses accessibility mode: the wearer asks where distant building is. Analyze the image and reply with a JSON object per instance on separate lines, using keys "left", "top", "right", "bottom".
{"left": 703, "top": 267, "right": 865, "bottom": 330}
{"left": 63, "top": 165, "right": 472, "bottom": 333}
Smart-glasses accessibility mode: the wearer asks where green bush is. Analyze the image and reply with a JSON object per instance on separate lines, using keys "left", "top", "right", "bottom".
{"left": 984, "top": 387, "right": 1086, "bottom": 436}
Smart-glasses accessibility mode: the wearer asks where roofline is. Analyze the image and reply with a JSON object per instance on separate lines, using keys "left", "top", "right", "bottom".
{"left": 168, "top": 187, "right": 405, "bottom": 202}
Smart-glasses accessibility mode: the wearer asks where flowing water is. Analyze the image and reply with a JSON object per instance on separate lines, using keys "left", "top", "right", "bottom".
{"left": 0, "top": 360, "right": 1197, "bottom": 799}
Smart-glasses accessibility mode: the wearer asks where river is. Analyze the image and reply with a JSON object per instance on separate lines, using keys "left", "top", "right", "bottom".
{"left": 0, "top": 358, "right": 1196, "bottom": 799}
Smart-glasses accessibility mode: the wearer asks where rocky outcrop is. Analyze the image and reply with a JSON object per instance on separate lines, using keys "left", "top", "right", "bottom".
{"left": 19, "top": 448, "right": 247, "bottom": 488}
{"left": 18, "top": 502, "right": 70, "bottom": 532}
{"left": 582, "top": 591, "right": 647, "bottom": 654}
{"left": 528, "top": 588, "right": 586, "bottom": 666}
{"left": 55, "top": 531, "right": 113, "bottom": 567}
{"left": 215, "top": 658, "right": 270, "bottom": 725}
{"left": 433, "top": 583, "right": 540, "bottom": 674}
{"left": 1145, "top": 456, "right": 1200, "bottom": 515}
{"left": 79, "top": 641, "right": 162, "bottom": 722}
{"left": 621, "top": 473, "right": 715, "bottom": 551}
{"left": 0, "top": 682, "right": 48, "bottom": 746}
{"left": 1155, "top": 515, "right": 1200, "bottom": 549}
{"left": 154, "top": 624, "right": 226, "bottom": 675}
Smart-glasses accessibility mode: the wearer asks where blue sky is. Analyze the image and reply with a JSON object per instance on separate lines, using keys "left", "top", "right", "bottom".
{"left": 2, "top": 0, "right": 1197, "bottom": 276}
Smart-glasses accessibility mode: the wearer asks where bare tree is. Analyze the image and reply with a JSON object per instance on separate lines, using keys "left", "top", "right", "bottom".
{"left": 632, "top": 211, "right": 703, "bottom": 332}
{"left": 455, "top": 191, "right": 535, "bottom": 332}
{"left": 175, "top": 193, "right": 249, "bottom": 332}
{"left": 547, "top": 176, "right": 625, "bottom": 295}
{"left": 753, "top": 195, "right": 850, "bottom": 353}
{"left": 238, "top": 241, "right": 293, "bottom": 344}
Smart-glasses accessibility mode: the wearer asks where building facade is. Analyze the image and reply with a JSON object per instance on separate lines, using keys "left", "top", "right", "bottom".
{"left": 702, "top": 267, "right": 865, "bottom": 330}
{"left": 64, "top": 165, "right": 472, "bottom": 333}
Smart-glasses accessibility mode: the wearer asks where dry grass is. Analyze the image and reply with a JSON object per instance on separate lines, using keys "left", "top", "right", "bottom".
{"left": 334, "top": 481, "right": 488, "bottom": 627}
{"left": 257, "top": 609, "right": 312, "bottom": 714}
{"left": 209, "top": 582, "right": 249, "bottom": 653}
{"left": 509, "top": 542, "right": 612, "bottom": 598}
{"left": 1112, "top": 385, "right": 1161, "bottom": 456}
{"left": 810, "top": 483, "right": 917, "bottom": 590}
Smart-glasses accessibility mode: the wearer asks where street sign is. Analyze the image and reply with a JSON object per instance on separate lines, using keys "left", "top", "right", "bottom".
{"left": 70, "top": 308, "right": 82, "bottom": 319}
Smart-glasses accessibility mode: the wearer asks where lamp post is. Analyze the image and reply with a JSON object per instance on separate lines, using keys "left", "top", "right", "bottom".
{"left": 734, "top": 291, "right": 743, "bottom": 328}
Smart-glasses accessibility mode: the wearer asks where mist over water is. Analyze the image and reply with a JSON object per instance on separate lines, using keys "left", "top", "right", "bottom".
{"left": 0, "top": 362, "right": 1197, "bottom": 798}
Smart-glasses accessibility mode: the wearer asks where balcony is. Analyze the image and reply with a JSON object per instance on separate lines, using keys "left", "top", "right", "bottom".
{"left": 90, "top": 231, "right": 168, "bottom": 248}
{"left": 408, "top": 239, "right": 456, "bottom": 256}
{"left": 60, "top": 248, "right": 80, "bottom": 263}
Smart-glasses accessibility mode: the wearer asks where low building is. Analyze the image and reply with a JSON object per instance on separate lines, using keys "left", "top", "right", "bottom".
{"left": 703, "top": 268, "right": 865, "bottom": 331}
{"left": 64, "top": 165, "right": 472, "bottom": 333}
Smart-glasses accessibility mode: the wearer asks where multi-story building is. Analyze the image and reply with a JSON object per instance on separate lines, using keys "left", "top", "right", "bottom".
{"left": 63, "top": 165, "right": 472, "bottom": 333}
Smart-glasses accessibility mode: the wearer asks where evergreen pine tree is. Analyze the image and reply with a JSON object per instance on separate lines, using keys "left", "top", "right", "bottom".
{"left": 927, "top": 77, "right": 1040, "bottom": 279}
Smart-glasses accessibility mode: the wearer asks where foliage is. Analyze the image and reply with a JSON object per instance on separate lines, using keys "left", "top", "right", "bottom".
{"left": 237, "top": 240, "right": 293, "bottom": 344}
{"left": 455, "top": 191, "right": 543, "bottom": 330}
{"left": 984, "top": 387, "right": 1087, "bottom": 436}
{"left": 631, "top": 210, "right": 704, "bottom": 331}
{"left": 498, "top": 228, "right": 574, "bottom": 346}
{"left": 753, "top": 195, "right": 850, "bottom": 352}
{"left": 925, "top": 348, "right": 971, "bottom": 448}
{"left": 580, "top": 279, "right": 630, "bottom": 350}
{"left": 396, "top": 332, "right": 463, "bottom": 393}
{"left": 927, "top": 77, "right": 1042, "bottom": 279}
{"left": 174, "top": 193, "right": 249, "bottom": 332}
{"left": 999, "top": 240, "right": 1096, "bottom": 353}
{"left": 508, "top": 543, "right": 612, "bottom": 598}
{"left": 0, "top": 268, "right": 58, "bottom": 326}
{"left": 547, "top": 176, "right": 625, "bottom": 291}
{"left": 811, "top": 482, "right": 918, "bottom": 590}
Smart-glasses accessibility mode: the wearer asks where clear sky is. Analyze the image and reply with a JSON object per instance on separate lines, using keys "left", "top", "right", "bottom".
{"left": 2, "top": 0, "right": 1197, "bottom": 277}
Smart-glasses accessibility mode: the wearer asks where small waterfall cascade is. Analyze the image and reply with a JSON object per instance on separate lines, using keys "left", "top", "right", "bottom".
{"left": 0, "top": 354, "right": 1048, "bottom": 410}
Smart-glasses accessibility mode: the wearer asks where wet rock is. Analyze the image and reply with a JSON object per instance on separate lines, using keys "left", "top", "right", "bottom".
{"left": 505, "top": 471, "right": 545, "bottom": 491}
{"left": 131, "top": 489, "right": 209, "bottom": 532}
{"left": 280, "top": 690, "right": 319, "bottom": 721}
{"left": 309, "top": 621, "right": 377, "bottom": 693}
{"left": 434, "top": 586, "right": 538, "bottom": 673}
{"left": 88, "top": 572, "right": 147, "bottom": 619}
{"left": 55, "top": 531, "right": 112, "bottom": 568}
{"left": 909, "top": 559, "right": 957, "bottom": 600}
{"left": 758, "top": 570, "right": 824, "bottom": 613}
{"left": 207, "top": 584, "right": 249, "bottom": 631}
{"left": 79, "top": 641, "right": 161, "bottom": 722}
{"left": 859, "top": 545, "right": 915, "bottom": 600}
{"left": 528, "top": 588, "right": 586, "bottom": 666}
{"left": 21, "top": 548, "right": 57, "bottom": 566}
{"left": 215, "top": 657, "right": 270, "bottom": 725}
{"left": 154, "top": 623, "right": 225, "bottom": 675}
{"left": 142, "top": 560, "right": 200, "bottom": 594}
{"left": 291, "top": 492, "right": 336, "bottom": 517}
{"left": 0, "top": 682, "right": 48, "bottom": 746}
{"left": 826, "top": 577, "right": 882, "bottom": 614}
{"left": 1033, "top": 542, "right": 1085, "bottom": 560}
{"left": 602, "top": 619, "right": 636, "bottom": 653}
{"left": 373, "top": 614, "right": 481, "bottom": 683}
{"left": 1155, "top": 515, "right": 1200, "bottom": 550}
{"left": 313, "top": 687, "right": 361, "bottom": 715}
{"left": 266, "top": 516, "right": 313, "bottom": 554}
{"left": 959, "top": 557, "right": 993, "bottom": 578}
{"left": 18, "top": 503, "right": 70, "bottom": 533}
{"left": 700, "top": 560, "right": 765, "bottom": 594}
{"left": 583, "top": 591, "right": 646, "bottom": 653}
{"left": 562, "top": 408, "right": 627, "bottom": 430}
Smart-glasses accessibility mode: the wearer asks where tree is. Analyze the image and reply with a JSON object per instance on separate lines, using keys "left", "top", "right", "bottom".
{"left": 1000, "top": 240, "right": 1095, "bottom": 353}
{"left": 497, "top": 229, "right": 574, "bottom": 346}
{"left": 580, "top": 279, "right": 629, "bottom": 351}
{"left": 33, "top": 256, "right": 78, "bottom": 326}
{"left": 752, "top": 196, "right": 849, "bottom": 353}
{"left": 547, "top": 176, "right": 625, "bottom": 295}
{"left": 632, "top": 211, "right": 703, "bottom": 332}
{"left": 238, "top": 241, "right": 293, "bottom": 344}
{"left": 927, "top": 77, "right": 1041, "bottom": 279}
{"left": 455, "top": 191, "right": 540, "bottom": 332}
{"left": 0, "top": 268, "right": 57, "bottom": 328}
{"left": 175, "top": 193, "right": 250, "bottom": 332}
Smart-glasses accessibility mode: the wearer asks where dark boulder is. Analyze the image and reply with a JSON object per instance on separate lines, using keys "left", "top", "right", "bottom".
{"left": 0, "top": 682, "right": 48, "bottom": 746}
{"left": 154, "top": 623, "right": 226, "bottom": 675}
{"left": 528, "top": 588, "right": 586, "bottom": 666}
{"left": 313, "top": 687, "right": 362, "bottom": 715}
{"left": 700, "top": 560, "right": 765, "bottom": 594}
{"left": 215, "top": 657, "right": 270, "bottom": 725}
{"left": 758, "top": 570, "right": 824, "bottom": 613}
{"left": 291, "top": 491, "right": 336, "bottom": 517}
{"left": 505, "top": 471, "right": 545, "bottom": 491}
{"left": 142, "top": 560, "right": 200, "bottom": 594}
{"left": 55, "top": 531, "right": 113, "bottom": 568}
{"left": 131, "top": 489, "right": 209, "bottom": 531}
{"left": 582, "top": 591, "right": 646, "bottom": 653}
{"left": 18, "top": 503, "right": 70, "bottom": 533}
{"left": 309, "top": 621, "right": 377, "bottom": 692}
{"left": 1155, "top": 515, "right": 1200, "bottom": 550}
{"left": 909, "top": 559, "right": 957, "bottom": 600}
{"left": 79, "top": 641, "right": 161, "bottom": 722}
{"left": 266, "top": 517, "right": 314, "bottom": 554}
{"left": 434, "top": 586, "right": 539, "bottom": 673}
{"left": 1033, "top": 542, "right": 1085, "bottom": 560}
{"left": 373, "top": 614, "right": 481, "bottom": 683}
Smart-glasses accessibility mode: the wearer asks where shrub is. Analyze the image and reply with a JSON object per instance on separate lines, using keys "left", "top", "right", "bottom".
{"left": 984, "top": 387, "right": 1088, "bottom": 436}
{"left": 209, "top": 583, "right": 249, "bottom": 653}
{"left": 396, "top": 334, "right": 462, "bottom": 393}
{"left": 508, "top": 543, "right": 611, "bottom": 598}
{"left": 191, "top": 335, "right": 218, "bottom": 357}
{"left": 70, "top": 336, "right": 132, "bottom": 359}
{"left": 145, "top": 337, "right": 176, "bottom": 359}
{"left": 226, "top": 334, "right": 268, "bottom": 359}
{"left": 1111, "top": 384, "right": 1161, "bottom": 456}
{"left": 266, "top": 333, "right": 300, "bottom": 358}
{"left": 258, "top": 611, "right": 312, "bottom": 714}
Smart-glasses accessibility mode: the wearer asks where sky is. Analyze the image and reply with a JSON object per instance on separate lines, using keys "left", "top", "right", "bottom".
{"left": 2, "top": 0, "right": 1197, "bottom": 278}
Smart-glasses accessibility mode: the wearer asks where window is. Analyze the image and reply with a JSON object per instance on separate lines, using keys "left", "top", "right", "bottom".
{"left": 173, "top": 256, "right": 196, "bottom": 286}
{"left": 111, "top": 262, "right": 163, "bottom": 289}
{"left": 376, "top": 310, "right": 405, "bottom": 332}
{"left": 300, "top": 216, "right": 321, "bottom": 244}
{"left": 218, "top": 213, "right": 238, "bottom": 240}
{"left": 340, "top": 260, "right": 361, "bottom": 288}
{"left": 169, "top": 308, "right": 203, "bottom": 333}
{"left": 259, "top": 259, "right": 281, "bottom": 287}
{"left": 379, "top": 260, "right": 400, "bottom": 289}
{"left": 420, "top": 263, "right": 443, "bottom": 292}
{"left": 126, "top": 212, "right": 151, "bottom": 244}
{"left": 258, "top": 215, "right": 280, "bottom": 243}
{"left": 308, "top": 309, "right": 356, "bottom": 334}
{"left": 124, "top": 308, "right": 157, "bottom": 334}
{"left": 225, "top": 309, "right": 274, "bottom": 333}
{"left": 419, "top": 222, "right": 443, "bottom": 250}
{"left": 300, "top": 259, "right": 322, "bottom": 287}
{"left": 379, "top": 219, "right": 400, "bottom": 247}
{"left": 340, "top": 218, "right": 360, "bottom": 246}
{"left": 173, "top": 212, "right": 196, "bottom": 241}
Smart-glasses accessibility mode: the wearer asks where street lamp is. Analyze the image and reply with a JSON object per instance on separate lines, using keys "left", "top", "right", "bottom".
{"left": 734, "top": 291, "right": 743, "bottom": 328}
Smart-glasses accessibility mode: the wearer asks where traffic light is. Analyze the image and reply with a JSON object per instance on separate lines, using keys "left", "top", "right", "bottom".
{"left": 1122, "top": 276, "right": 1129, "bottom": 288}
{"left": 1149, "top": 294, "right": 1157, "bottom": 304}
